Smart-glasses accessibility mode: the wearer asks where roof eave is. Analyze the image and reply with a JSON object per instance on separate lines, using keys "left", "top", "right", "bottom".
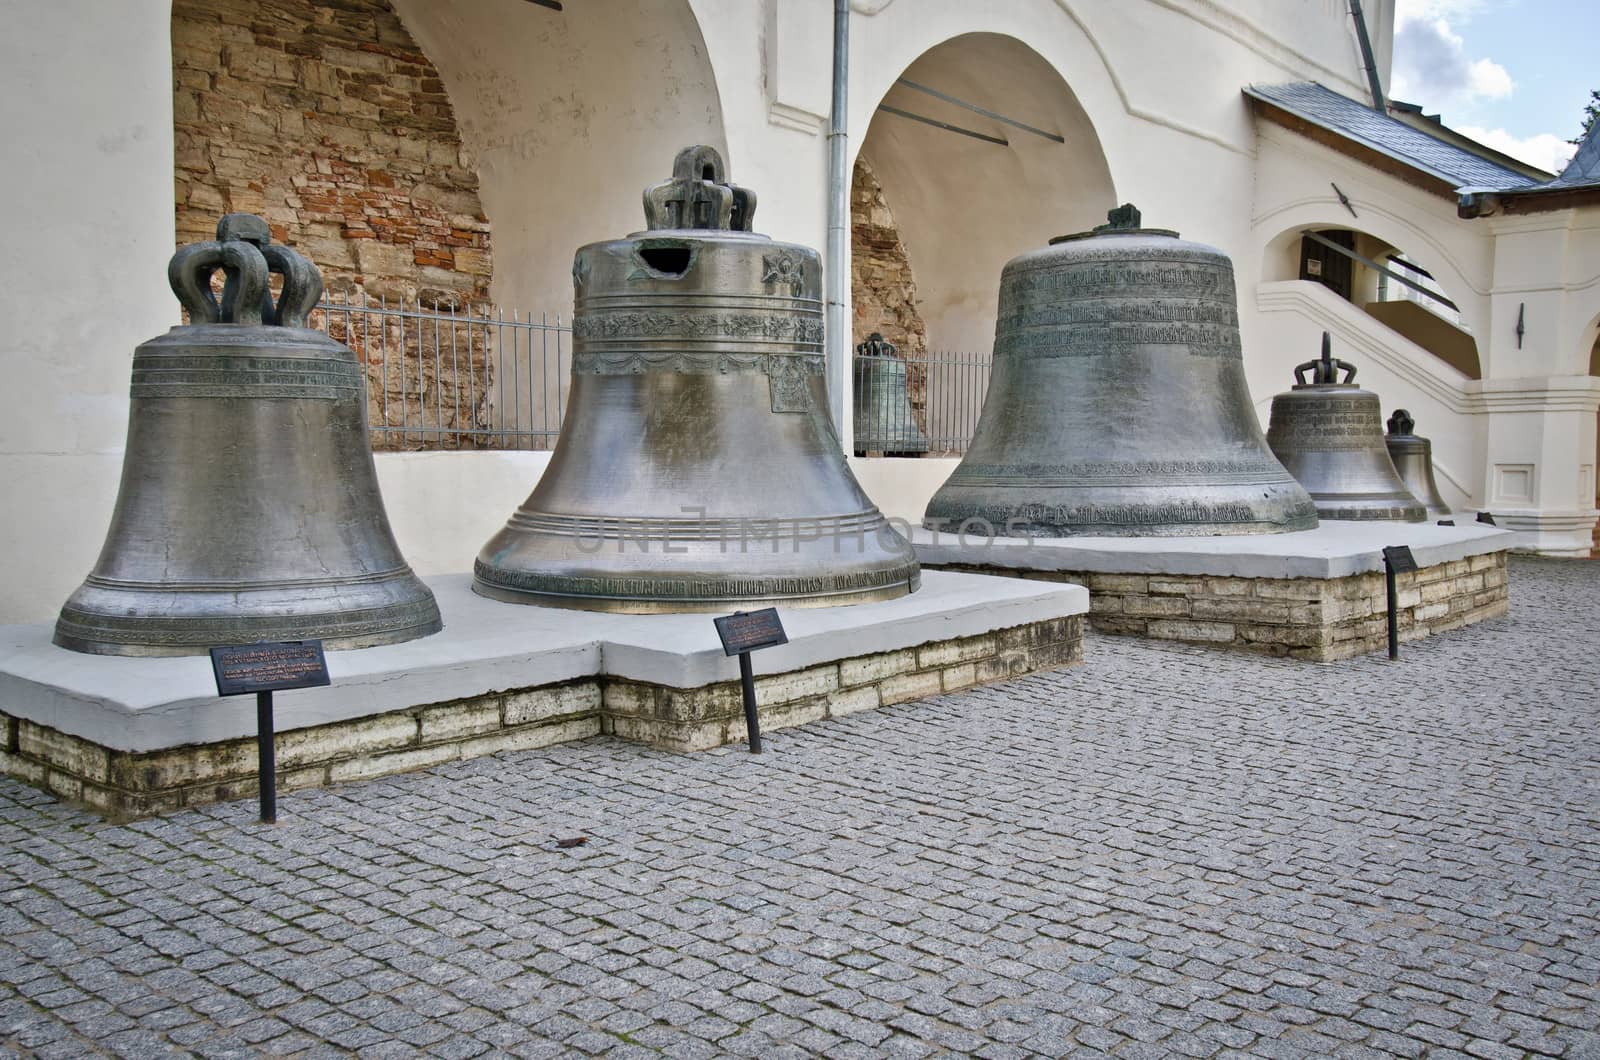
{"left": 1248, "top": 95, "right": 1460, "bottom": 200}
{"left": 1459, "top": 184, "right": 1600, "bottom": 219}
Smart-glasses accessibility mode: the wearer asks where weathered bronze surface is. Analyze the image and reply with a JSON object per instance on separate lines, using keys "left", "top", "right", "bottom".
{"left": 1385, "top": 409, "right": 1453, "bottom": 520}
{"left": 474, "top": 147, "right": 919, "bottom": 612}
{"left": 924, "top": 205, "right": 1318, "bottom": 536}
{"left": 1265, "top": 335, "right": 1426, "bottom": 522}
{"left": 55, "top": 214, "right": 442, "bottom": 656}
{"left": 853, "top": 333, "right": 928, "bottom": 455}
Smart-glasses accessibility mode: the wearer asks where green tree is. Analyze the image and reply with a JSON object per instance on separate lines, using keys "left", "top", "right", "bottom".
{"left": 1574, "top": 89, "right": 1600, "bottom": 145}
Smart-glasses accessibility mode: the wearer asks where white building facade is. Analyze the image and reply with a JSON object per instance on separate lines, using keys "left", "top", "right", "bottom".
{"left": 1, "top": 0, "right": 1594, "bottom": 627}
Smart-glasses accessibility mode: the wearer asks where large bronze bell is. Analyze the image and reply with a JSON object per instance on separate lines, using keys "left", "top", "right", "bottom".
{"left": 1385, "top": 409, "right": 1453, "bottom": 521}
{"left": 853, "top": 333, "right": 929, "bottom": 456}
{"left": 473, "top": 146, "right": 919, "bottom": 612}
{"left": 924, "top": 205, "right": 1318, "bottom": 536}
{"left": 1265, "top": 334, "right": 1426, "bottom": 522}
{"left": 55, "top": 214, "right": 442, "bottom": 656}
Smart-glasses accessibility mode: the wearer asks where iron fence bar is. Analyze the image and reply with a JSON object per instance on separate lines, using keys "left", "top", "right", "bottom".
{"left": 450, "top": 303, "right": 462, "bottom": 447}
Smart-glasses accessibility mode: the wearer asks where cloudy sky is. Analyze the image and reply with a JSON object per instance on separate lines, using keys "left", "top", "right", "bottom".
{"left": 1388, "top": 0, "right": 1597, "bottom": 173}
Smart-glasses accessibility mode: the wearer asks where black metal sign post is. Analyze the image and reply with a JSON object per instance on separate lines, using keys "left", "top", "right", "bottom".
{"left": 1381, "top": 546, "right": 1419, "bottom": 660}
{"left": 209, "top": 641, "right": 331, "bottom": 823}
{"left": 713, "top": 609, "right": 789, "bottom": 754}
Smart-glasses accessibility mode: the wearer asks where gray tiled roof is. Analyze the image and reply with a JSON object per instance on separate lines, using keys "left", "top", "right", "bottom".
{"left": 1245, "top": 81, "right": 1539, "bottom": 191}
{"left": 1545, "top": 123, "right": 1600, "bottom": 190}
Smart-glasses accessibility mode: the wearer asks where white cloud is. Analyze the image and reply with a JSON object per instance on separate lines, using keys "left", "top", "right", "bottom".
{"left": 1454, "top": 125, "right": 1578, "bottom": 174}
{"left": 1390, "top": 14, "right": 1513, "bottom": 108}
{"left": 1394, "top": 0, "right": 1485, "bottom": 27}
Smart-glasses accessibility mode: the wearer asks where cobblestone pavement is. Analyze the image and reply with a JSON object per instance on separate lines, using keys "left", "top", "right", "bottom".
{"left": 2, "top": 557, "right": 1597, "bottom": 1059}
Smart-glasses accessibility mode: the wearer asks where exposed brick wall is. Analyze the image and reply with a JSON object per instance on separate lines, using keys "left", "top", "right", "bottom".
{"left": 851, "top": 157, "right": 933, "bottom": 451}
{"left": 850, "top": 157, "right": 927, "bottom": 355}
{"left": 172, "top": 0, "right": 493, "bottom": 448}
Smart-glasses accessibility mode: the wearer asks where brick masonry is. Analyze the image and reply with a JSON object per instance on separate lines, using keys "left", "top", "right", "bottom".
{"left": 0, "top": 616, "right": 1082, "bottom": 820}
{"left": 172, "top": 0, "right": 493, "bottom": 447}
{"left": 603, "top": 616, "right": 1084, "bottom": 752}
{"left": 850, "top": 157, "right": 927, "bottom": 357}
{"left": 929, "top": 552, "right": 1507, "bottom": 661}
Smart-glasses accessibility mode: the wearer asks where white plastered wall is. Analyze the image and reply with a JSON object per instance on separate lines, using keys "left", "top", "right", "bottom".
{"left": 1248, "top": 123, "right": 1493, "bottom": 512}
{"left": 1250, "top": 123, "right": 1600, "bottom": 553}
{"left": 1471, "top": 209, "right": 1600, "bottom": 553}
{"left": 0, "top": 0, "right": 177, "bottom": 625}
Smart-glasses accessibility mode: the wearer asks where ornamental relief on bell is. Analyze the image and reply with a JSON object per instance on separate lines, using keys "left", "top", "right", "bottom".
{"left": 573, "top": 310, "right": 823, "bottom": 344}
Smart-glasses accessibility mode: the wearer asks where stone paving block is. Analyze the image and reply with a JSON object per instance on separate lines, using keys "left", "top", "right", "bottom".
{"left": 0, "top": 557, "right": 1590, "bottom": 1059}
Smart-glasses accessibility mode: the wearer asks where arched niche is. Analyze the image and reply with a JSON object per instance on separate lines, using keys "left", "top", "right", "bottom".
{"left": 388, "top": 0, "right": 725, "bottom": 437}
{"left": 853, "top": 33, "right": 1114, "bottom": 356}
{"left": 392, "top": 0, "right": 727, "bottom": 319}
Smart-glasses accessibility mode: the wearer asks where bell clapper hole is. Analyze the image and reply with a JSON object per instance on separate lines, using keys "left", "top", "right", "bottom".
{"left": 638, "top": 241, "right": 693, "bottom": 278}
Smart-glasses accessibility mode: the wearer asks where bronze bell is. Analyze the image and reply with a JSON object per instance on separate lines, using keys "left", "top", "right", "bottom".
{"left": 1265, "top": 334, "right": 1426, "bottom": 522}
{"left": 473, "top": 146, "right": 919, "bottom": 612}
{"left": 55, "top": 214, "right": 442, "bottom": 656}
{"left": 853, "top": 333, "right": 929, "bottom": 456}
{"left": 924, "top": 204, "right": 1318, "bottom": 536}
{"left": 1385, "top": 409, "right": 1453, "bottom": 521}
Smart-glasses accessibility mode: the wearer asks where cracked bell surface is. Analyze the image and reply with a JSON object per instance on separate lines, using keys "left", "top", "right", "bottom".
{"left": 473, "top": 146, "right": 919, "bottom": 612}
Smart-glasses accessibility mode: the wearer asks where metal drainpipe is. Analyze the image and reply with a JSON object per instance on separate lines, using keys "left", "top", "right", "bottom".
{"left": 826, "top": 0, "right": 851, "bottom": 452}
{"left": 1348, "top": 0, "right": 1385, "bottom": 112}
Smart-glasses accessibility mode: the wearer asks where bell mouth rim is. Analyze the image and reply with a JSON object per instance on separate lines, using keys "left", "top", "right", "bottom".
{"left": 1048, "top": 227, "right": 1181, "bottom": 245}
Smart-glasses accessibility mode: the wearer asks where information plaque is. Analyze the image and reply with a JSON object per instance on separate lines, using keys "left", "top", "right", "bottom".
{"left": 714, "top": 608, "right": 788, "bottom": 657}
{"left": 1381, "top": 545, "right": 1419, "bottom": 574}
{"left": 210, "top": 641, "right": 331, "bottom": 697}
{"left": 713, "top": 609, "right": 789, "bottom": 755}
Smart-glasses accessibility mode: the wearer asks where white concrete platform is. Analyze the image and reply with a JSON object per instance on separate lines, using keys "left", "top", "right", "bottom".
{"left": 913, "top": 520, "right": 1513, "bottom": 579}
{"left": 0, "top": 571, "right": 1086, "bottom": 753}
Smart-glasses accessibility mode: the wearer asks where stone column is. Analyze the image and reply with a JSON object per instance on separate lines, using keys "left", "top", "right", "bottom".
{"left": 1473, "top": 214, "right": 1600, "bottom": 554}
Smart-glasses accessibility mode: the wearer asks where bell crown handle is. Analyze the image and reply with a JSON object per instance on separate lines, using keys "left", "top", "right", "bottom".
{"left": 167, "top": 212, "right": 323, "bottom": 327}
{"left": 855, "top": 332, "right": 895, "bottom": 358}
{"left": 643, "top": 145, "right": 758, "bottom": 232}
{"left": 1294, "top": 331, "right": 1358, "bottom": 385}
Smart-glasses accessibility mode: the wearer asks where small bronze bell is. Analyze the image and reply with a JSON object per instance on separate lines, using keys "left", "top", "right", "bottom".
{"left": 853, "top": 333, "right": 929, "bottom": 456}
{"left": 1265, "top": 334, "right": 1426, "bottom": 522}
{"left": 1385, "top": 409, "right": 1453, "bottom": 521}
{"left": 473, "top": 147, "right": 919, "bottom": 612}
{"left": 55, "top": 214, "right": 442, "bottom": 656}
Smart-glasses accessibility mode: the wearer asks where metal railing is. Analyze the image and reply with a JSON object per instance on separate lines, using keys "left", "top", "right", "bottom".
{"left": 852, "top": 340, "right": 992, "bottom": 456}
{"left": 308, "top": 297, "right": 994, "bottom": 455}
{"left": 311, "top": 292, "right": 570, "bottom": 451}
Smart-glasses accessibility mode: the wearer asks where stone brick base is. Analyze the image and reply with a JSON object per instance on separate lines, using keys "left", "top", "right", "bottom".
{"left": 929, "top": 554, "right": 1506, "bottom": 662}
{"left": 0, "top": 682, "right": 603, "bottom": 820}
{"left": 603, "top": 616, "right": 1083, "bottom": 752}
{"left": 0, "top": 616, "right": 1081, "bottom": 819}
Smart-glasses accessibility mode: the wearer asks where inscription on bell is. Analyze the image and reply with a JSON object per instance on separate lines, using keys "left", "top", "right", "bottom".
{"left": 999, "top": 298, "right": 1237, "bottom": 327}
{"left": 1001, "top": 258, "right": 1232, "bottom": 298}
